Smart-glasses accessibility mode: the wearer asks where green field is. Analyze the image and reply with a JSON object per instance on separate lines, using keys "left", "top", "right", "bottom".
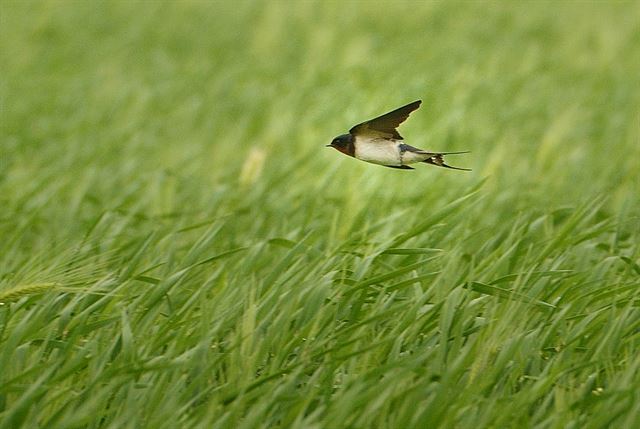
{"left": 1, "top": 1, "right": 640, "bottom": 428}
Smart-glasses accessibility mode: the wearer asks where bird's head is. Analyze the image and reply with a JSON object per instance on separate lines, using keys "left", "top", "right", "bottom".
{"left": 326, "top": 134, "right": 354, "bottom": 156}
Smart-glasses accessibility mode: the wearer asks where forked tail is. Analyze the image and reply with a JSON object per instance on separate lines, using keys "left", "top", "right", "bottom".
{"left": 422, "top": 151, "right": 471, "bottom": 171}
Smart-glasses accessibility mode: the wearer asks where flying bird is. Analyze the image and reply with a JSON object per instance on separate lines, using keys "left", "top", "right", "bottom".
{"left": 327, "top": 100, "right": 470, "bottom": 170}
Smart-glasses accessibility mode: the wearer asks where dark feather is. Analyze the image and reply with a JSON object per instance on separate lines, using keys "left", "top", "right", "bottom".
{"left": 350, "top": 100, "right": 422, "bottom": 140}
{"left": 399, "top": 143, "right": 426, "bottom": 153}
{"left": 384, "top": 165, "right": 414, "bottom": 170}
{"left": 422, "top": 153, "right": 471, "bottom": 171}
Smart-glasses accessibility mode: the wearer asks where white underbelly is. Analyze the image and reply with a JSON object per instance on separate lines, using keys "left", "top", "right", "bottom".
{"left": 354, "top": 138, "right": 429, "bottom": 166}
{"left": 355, "top": 138, "right": 402, "bottom": 166}
{"left": 401, "top": 150, "right": 429, "bottom": 164}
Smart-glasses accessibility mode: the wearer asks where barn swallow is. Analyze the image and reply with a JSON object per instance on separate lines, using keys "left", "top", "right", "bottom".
{"left": 327, "top": 100, "right": 470, "bottom": 170}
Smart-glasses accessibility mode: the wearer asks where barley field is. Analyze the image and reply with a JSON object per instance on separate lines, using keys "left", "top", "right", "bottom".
{"left": 1, "top": 1, "right": 639, "bottom": 428}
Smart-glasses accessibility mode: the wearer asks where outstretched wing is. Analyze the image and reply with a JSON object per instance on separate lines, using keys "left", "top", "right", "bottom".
{"left": 350, "top": 100, "right": 422, "bottom": 140}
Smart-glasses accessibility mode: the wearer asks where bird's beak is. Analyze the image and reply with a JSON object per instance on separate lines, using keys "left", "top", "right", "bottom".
{"left": 325, "top": 144, "right": 332, "bottom": 147}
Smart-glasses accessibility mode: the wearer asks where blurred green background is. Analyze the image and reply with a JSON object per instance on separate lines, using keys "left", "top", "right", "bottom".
{"left": 1, "top": 1, "right": 639, "bottom": 428}
{"left": 3, "top": 1, "right": 638, "bottom": 208}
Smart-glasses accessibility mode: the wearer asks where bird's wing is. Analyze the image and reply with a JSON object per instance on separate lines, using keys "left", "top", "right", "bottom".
{"left": 349, "top": 100, "right": 422, "bottom": 140}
